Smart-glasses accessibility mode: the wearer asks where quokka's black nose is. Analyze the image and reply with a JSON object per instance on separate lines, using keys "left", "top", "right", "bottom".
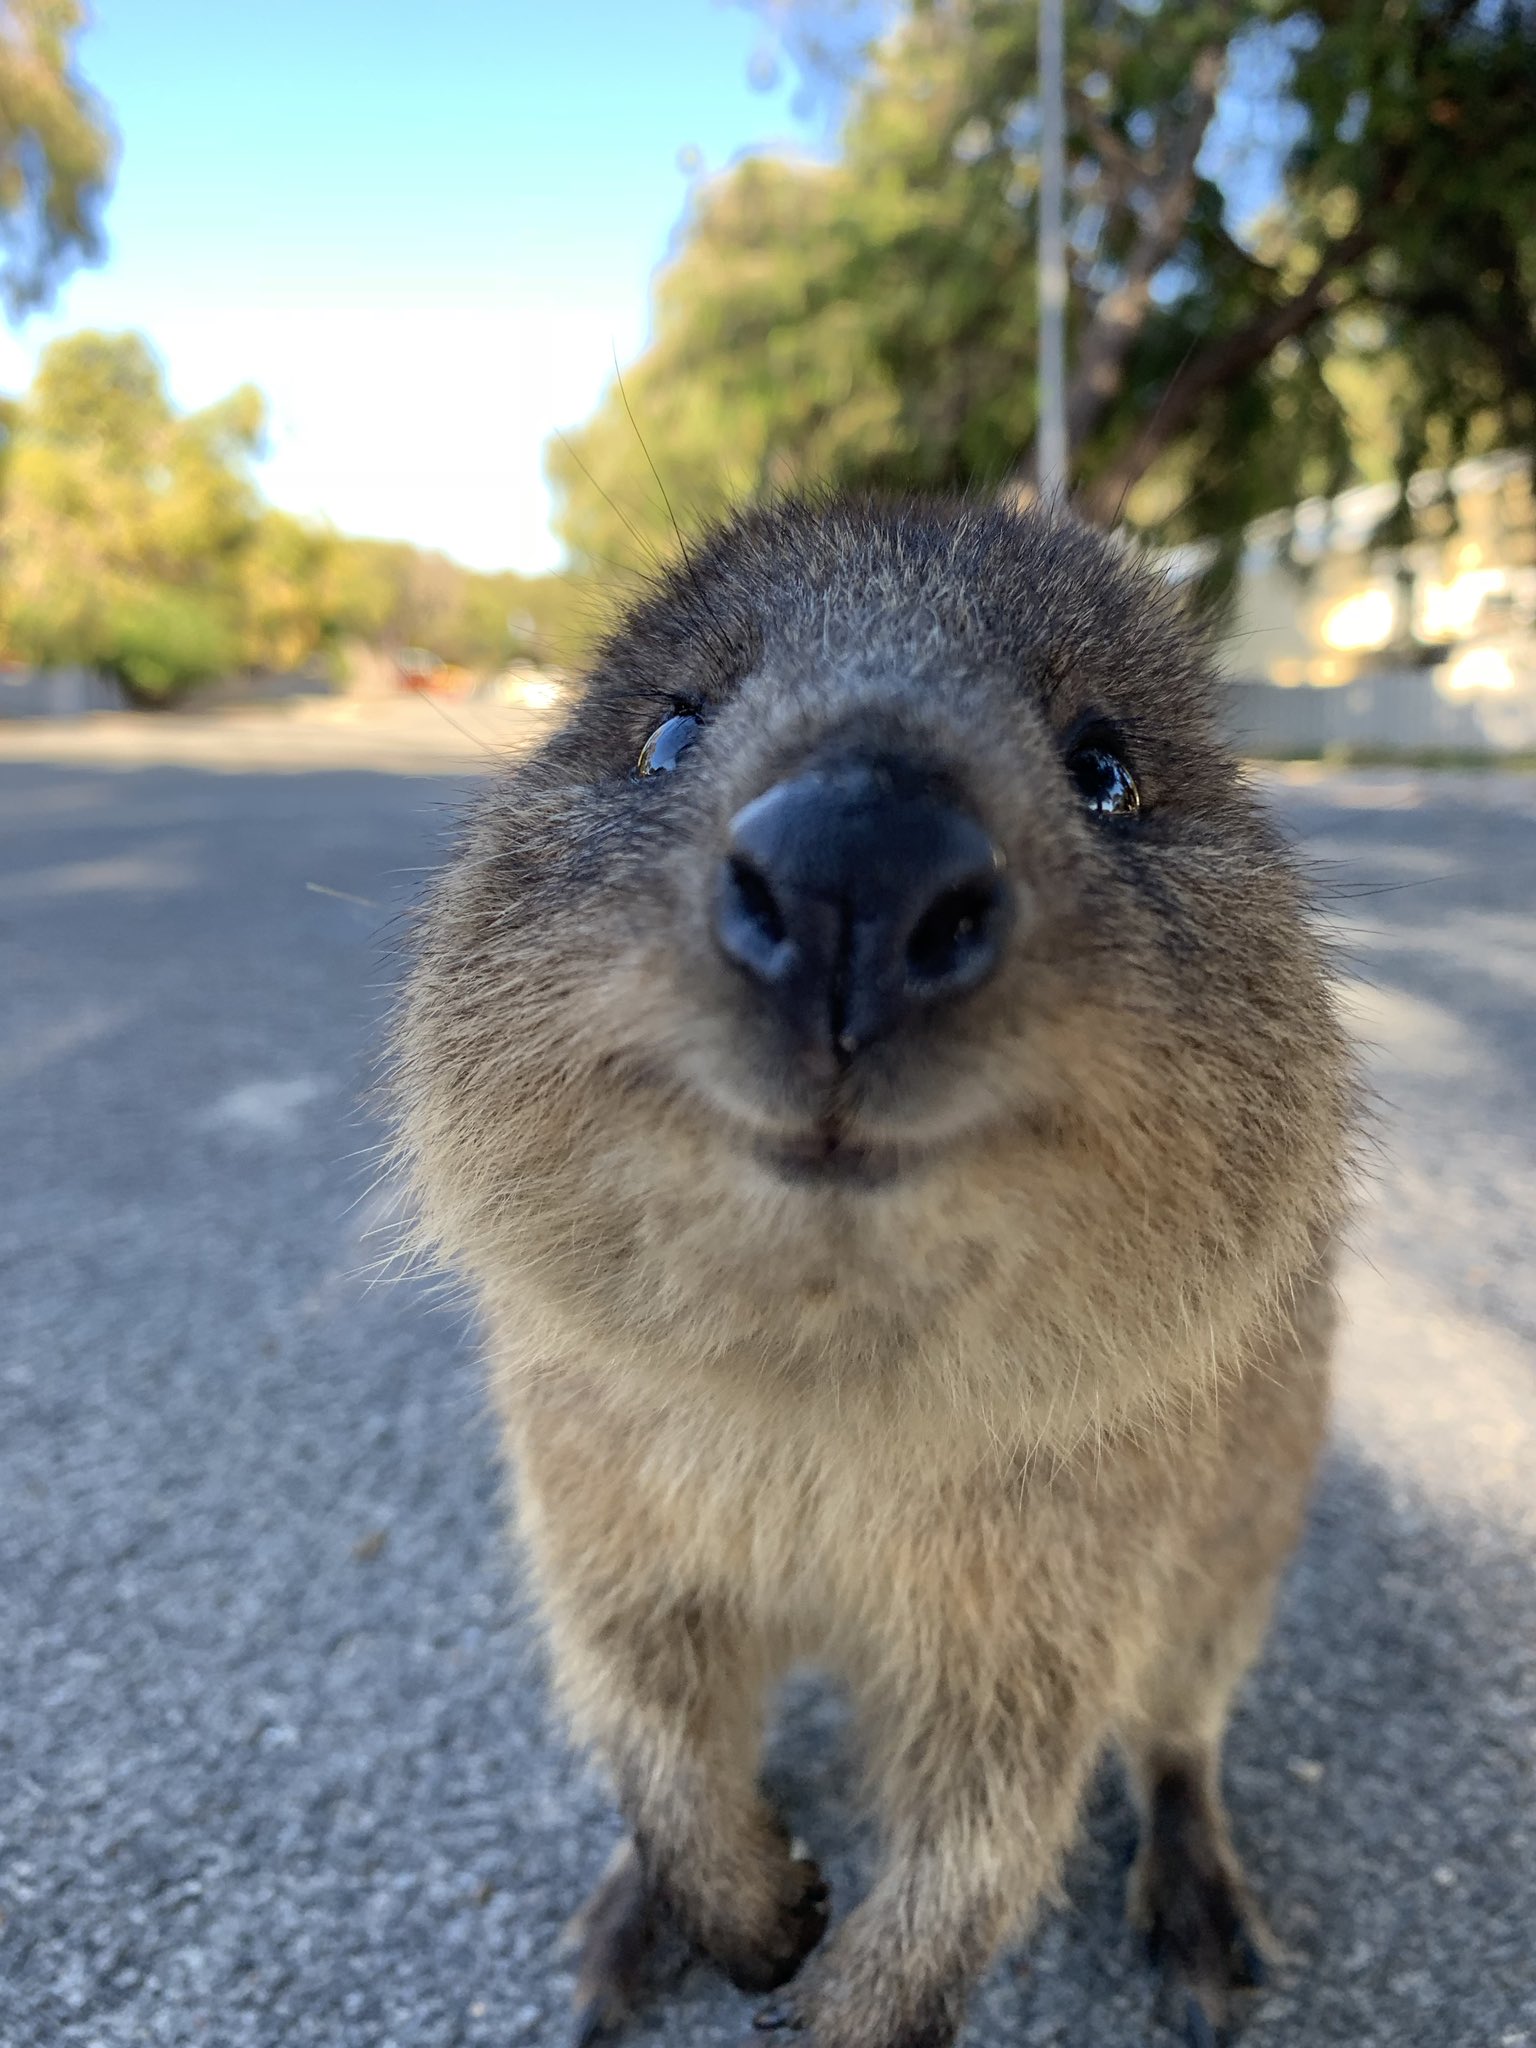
{"left": 713, "top": 760, "right": 1011, "bottom": 1060}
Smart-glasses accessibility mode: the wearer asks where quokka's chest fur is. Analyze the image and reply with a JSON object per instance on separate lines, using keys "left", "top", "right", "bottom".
{"left": 498, "top": 1324, "right": 1291, "bottom": 1699}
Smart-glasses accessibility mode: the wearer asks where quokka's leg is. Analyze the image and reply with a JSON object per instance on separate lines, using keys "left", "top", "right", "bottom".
{"left": 555, "top": 1584, "right": 828, "bottom": 2036}
{"left": 750, "top": 1656, "right": 1110, "bottom": 2048}
{"left": 1119, "top": 1572, "right": 1288, "bottom": 2048}
{"left": 514, "top": 1437, "right": 827, "bottom": 2039}
{"left": 1117, "top": 1290, "right": 1332, "bottom": 2046}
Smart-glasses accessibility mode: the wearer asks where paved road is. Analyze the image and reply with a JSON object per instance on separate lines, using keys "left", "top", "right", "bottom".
{"left": 2, "top": 746, "right": 1533, "bottom": 2048}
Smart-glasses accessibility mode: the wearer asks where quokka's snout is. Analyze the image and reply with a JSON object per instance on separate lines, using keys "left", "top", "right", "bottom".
{"left": 703, "top": 737, "right": 1017, "bottom": 1187}
{"left": 713, "top": 751, "right": 1012, "bottom": 1070}
{"left": 394, "top": 496, "right": 1355, "bottom": 2048}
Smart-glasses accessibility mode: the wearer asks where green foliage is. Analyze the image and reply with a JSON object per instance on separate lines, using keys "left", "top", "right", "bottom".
{"left": 550, "top": 154, "right": 901, "bottom": 570}
{"left": 315, "top": 537, "right": 594, "bottom": 671}
{"left": 554, "top": 0, "right": 1536, "bottom": 569}
{"left": 0, "top": 14, "right": 589, "bottom": 695}
{"left": 0, "top": 0, "right": 116, "bottom": 315}
{"left": 0, "top": 331, "right": 261, "bottom": 698}
{"left": 0, "top": 329, "right": 595, "bottom": 697}
{"left": 103, "top": 586, "right": 241, "bottom": 703}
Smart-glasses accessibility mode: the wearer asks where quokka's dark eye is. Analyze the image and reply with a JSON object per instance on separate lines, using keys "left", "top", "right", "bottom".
{"left": 1066, "top": 734, "right": 1141, "bottom": 819}
{"left": 635, "top": 712, "right": 702, "bottom": 777}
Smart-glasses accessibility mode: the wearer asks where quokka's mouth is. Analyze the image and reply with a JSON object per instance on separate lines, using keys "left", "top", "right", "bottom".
{"left": 752, "top": 1121, "right": 906, "bottom": 1190}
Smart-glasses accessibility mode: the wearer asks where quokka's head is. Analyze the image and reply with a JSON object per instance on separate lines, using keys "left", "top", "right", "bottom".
{"left": 398, "top": 499, "right": 1351, "bottom": 1431}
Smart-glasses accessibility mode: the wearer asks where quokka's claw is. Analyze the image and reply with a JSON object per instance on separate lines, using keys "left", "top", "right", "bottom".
{"left": 751, "top": 2001, "right": 806, "bottom": 2032}
{"left": 1230, "top": 1930, "right": 1268, "bottom": 1989}
{"left": 1184, "top": 1992, "right": 1220, "bottom": 2048}
{"left": 570, "top": 1995, "right": 616, "bottom": 2047}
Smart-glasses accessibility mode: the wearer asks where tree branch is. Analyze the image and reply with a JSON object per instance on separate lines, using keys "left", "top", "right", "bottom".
{"left": 1067, "top": 93, "right": 1145, "bottom": 196}
{"left": 1077, "top": 222, "right": 1375, "bottom": 523}
{"left": 1056, "top": 0, "right": 1484, "bottom": 522}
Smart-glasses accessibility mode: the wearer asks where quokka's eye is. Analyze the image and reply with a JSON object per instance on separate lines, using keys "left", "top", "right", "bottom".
{"left": 635, "top": 712, "right": 702, "bottom": 777}
{"left": 1066, "top": 733, "right": 1141, "bottom": 819}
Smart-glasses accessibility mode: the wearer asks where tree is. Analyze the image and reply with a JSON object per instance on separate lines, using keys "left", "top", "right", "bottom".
{"left": 316, "top": 537, "right": 596, "bottom": 671}
{"left": 0, "top": 330, "right": 261, "bottom": 698}
{"left": 553, "top": 0, "right": 1536, "bottom": 575}
{"left": 0, "top": 0, "right": 116, "bottom": 315}
{"left": 0, "top": 330, "right": 603, "bottom": 694}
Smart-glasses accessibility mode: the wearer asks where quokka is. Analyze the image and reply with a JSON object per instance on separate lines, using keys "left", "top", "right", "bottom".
{"left": 394, "top": 498, "right": 1353, "bottom": 2048}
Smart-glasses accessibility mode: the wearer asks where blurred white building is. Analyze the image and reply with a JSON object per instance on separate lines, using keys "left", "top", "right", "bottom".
{"left": 1169, "top": 452, "right": 1536, "bottom": 754}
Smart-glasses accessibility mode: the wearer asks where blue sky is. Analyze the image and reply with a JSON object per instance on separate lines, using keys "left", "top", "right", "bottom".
{"left": 0, "top": 1, "right": 817, "bottom": 571}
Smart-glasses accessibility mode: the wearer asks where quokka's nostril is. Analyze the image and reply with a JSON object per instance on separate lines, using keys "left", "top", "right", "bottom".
{"left": 728, "top": 855, "right": 788, "bottom": 948}
{"left": 714, "top": 851, "right": 797, "bottom": 991}
{"left": 905, "top": 877, "right": 1004, "bottom": 991}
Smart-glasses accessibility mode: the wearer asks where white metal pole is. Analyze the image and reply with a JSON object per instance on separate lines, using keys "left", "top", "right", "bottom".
{"left": 1037, "top": 0, "right": 1068, "bottom": 500}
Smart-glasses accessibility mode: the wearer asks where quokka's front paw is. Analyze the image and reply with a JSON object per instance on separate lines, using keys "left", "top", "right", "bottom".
{"left": 704, "top": 1844, "right": 830, "bottom": 1994}
{"left": 743, "top": 1935, "right": 964, "bottom": 2048}
{"left": 748, "top": 1998, "right": 960, "bottom": 2048}
{"left": 1128, "top": 1763, "right": 1272, "bottom": 2047}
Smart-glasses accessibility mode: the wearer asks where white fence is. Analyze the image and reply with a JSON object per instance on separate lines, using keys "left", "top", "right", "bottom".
{"left": 1226, "top": 658, "right": 1536, "bottom": 756}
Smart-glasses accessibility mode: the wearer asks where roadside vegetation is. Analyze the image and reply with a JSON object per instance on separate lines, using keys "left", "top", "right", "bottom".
{"left": 4, "top": 0, "right": 1536, "bottom": 699}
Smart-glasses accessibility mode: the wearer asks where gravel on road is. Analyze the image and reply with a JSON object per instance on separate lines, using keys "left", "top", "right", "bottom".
{"left": 1, "top": 736, "right": 1533, "bottom": 2048}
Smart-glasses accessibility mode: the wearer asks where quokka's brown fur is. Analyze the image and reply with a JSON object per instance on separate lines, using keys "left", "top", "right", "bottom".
{"left": 393, "top": 498, "right": 1354, "bottom": 2048}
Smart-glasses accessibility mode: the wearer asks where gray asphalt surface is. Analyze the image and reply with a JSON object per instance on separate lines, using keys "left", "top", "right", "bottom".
{"left": 2, "top": 750, "right": 1534, "bottom": 2048}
